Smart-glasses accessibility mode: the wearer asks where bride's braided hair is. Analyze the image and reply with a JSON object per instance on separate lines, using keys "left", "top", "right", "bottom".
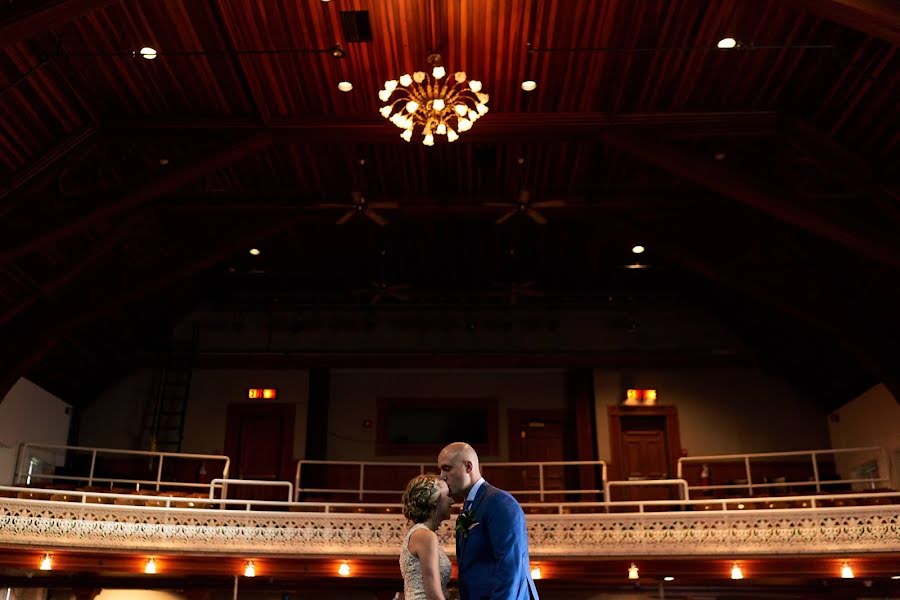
{"left": 402, "top": 474, "right": 442, "bottom": 522}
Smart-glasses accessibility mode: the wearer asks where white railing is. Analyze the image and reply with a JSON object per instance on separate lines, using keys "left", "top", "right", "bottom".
{"left": 293, "top": 459, "right": 607, "bottom": 502}
{"left": 605, "top": 478, "right": 689, "bottom": 502}
{"left": 209, "top": 478, "right": 294, "bottom": 503}
{"left": 15, "top": 443, "right": 230, "bottom": 492}
{"left": 677, "top": 446, "right": 889, "bottom": 496}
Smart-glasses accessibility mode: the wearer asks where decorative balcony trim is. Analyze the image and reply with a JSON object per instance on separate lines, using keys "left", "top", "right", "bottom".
{"left": 0, "top": 499, "right": 897, "bottom": 557}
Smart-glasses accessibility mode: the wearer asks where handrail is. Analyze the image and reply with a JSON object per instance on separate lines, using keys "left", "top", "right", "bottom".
{"left": 605, "top": 478, "right": 689, "bottom": 502}
{"left": 209, "top": 478, "right": 293, "bottom": 503}
{"left": 293, "top": 459, "right": 607, "bottom": 502}
{"left": 15, "top": 442, "right": 230, "bottom": 492}
{"left": 677, "top": 446, "right": 888, "bottom": 496}
{"left": 2, "top": 484, "right": 896, "bottom": 515}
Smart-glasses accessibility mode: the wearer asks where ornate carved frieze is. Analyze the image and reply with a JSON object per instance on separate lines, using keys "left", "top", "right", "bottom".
{"left": 0, "top": 499, "right": 897, "bottom": 557}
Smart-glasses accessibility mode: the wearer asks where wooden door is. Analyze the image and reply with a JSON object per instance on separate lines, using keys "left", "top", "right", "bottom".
{"left": 507, "top": 410, "right": 565, "bottom": 502}
{"left": 224, "top": 403, "right": 295, "bottom": 503}
{"left": 609, "top": 407, "right": 681, "bottom": 503}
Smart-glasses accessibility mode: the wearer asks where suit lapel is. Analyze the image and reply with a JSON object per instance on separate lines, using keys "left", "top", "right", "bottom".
{"left": 459, "top": 482, "right": 491, "bottom": 558}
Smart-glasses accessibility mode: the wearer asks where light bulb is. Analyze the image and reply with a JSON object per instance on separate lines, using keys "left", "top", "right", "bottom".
{"left": 338, "top": 81, "right": 353, "bottom": 92}
{"left": 413, "top": 71, "right": 426, "bottom": 83}
{"left": 468, "top": 110, "right": 477, "bottom": 121}
{"left": 378, "top": 89, "right": 391, "bottom": 102}
{"left": 40, "top": 554, "right": 53, "bottom": 571}
{"left": 455, "top": 104, "right": 468, "bottom": 117}
{"left": 718, "top": 37, "right": 737, "bottom": 49}
{"left": 432, "top": 98, "right": 445, "bottom": 111}
{"left": 406, "top": 101, "right": 419, "bottom": 113}
{"left": 476, "top": 92, "right": 489, "bottom": 104}
{"left": 521, "top": 80, "right": 537, "bottom": 91}
{"left": 399, "top": 74, "right": 412, "bottom": 87}
{"left": 530, "top": 566, "right": 542, "bottom": 580}
{"left": 447, "top": 129, "right": 459, "bottom": 142}
{"left": 457, "top": 118, "right": 472, "bottom": 132}
{"left": 384, "top": 79, "right": 398, "bottom": 92}
{"left": 730, "top": 562, "right": 743, "bottom": 580}
{"left": 139, "top": 47, "right": 158, "bottom": 60}
{"left": 432, "top": 66, "right": 446, "bottom": 79}
{"left": 476, "top": 103, "right": 488, "bottom": 115}
{"left": 400, "top": 129, "right": 413, "bottom": 142}
{"left": 628, "top": 563, "right": 639, "bottom": 580}
{"left": 144, "top": 558, "right": 157, "bottom": 574}
{"left": 469, "top": 80, "right": 482, "bottom": 92}
{"left": 338, "top": 562, "right": 351, "bottom": 576}
{"left": 380, "top": 106, "right": 392, "bottom": 118}
{"left": 436, "top": 123, "right": 447, "bottom": 135}
{"left": 632, "top": 245, "right": 645, "bottom": 254}
{"left": 841, "top": 562, "right": 854, "bottom": 579}
{"left": 244, "top": 560, "right": 256, "bottom": 578}
{"left": 454, "top": 71, "right": 467, "bottom": 83}
{"left": 423, "top": 134, "right": 435, "bottom": 146}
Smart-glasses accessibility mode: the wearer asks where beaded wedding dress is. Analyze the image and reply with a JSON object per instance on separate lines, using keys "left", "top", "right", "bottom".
{"left": 399, "top": 522, "right": 452, "bottom": 600}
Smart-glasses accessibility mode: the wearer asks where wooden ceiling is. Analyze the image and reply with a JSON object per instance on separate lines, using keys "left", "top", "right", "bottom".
{"left": 0, "top": 0, "right": 898, "bottom": 406}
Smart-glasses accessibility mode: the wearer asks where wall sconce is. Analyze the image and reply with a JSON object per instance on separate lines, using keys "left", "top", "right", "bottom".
{"left": 338, "top": 561, "right": 351, "bottom": 577}
{"left": 730, "top": 562, "right": 744, "bottom": 580}
{"left": 144, "top": 557, "right": 157, "bottom": 574}
{"left": 39, "top": 554, "right": 53, "bottom": 571}
{"left": 628, "top": 563, "right": 639, "bottom": 580}
{"left": 841, "top": 562, "right": 854, "bottom": 579}
{"left": 530, "top": 566, "right": 542, "bottom": 580}
{"left": 244, "top": 560, "right": 256, "bottom": 578}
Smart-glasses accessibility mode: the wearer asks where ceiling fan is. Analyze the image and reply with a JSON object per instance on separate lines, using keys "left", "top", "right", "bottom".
{"left": 316, "top": 192, "right": 399, "bottom": 226}
{"left": 485, "top": 190, "right": 564, "bottom": 225}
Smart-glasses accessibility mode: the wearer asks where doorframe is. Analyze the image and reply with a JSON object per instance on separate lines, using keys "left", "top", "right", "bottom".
{"left": 507, "top": 409, "right": 566, "bottom": 462}
{"left": 224, "top": 402, "right": 296, "bottom": 482}
{"left": 607, "top": 405, "right": 681, "bottom": 481}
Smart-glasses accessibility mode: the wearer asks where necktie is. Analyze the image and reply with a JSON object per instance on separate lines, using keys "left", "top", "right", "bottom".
{"left": 463, "top": 499, "right": 472, "bottom": 512}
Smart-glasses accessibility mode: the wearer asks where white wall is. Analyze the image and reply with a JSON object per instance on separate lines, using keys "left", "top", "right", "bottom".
{"left": 78, "top": 369, "right": 156, "bottom": 450}
{"left": 828, "top": 383, "right": 900, "bottom": 488}
{"left": 0, "top": 378, "right": 72, "bottom": 486}
{"left": 328, "top": 369, "right": 567, "bottom": 461}
{"left": 593, "top": 367, "right": 830, "bottom": 463}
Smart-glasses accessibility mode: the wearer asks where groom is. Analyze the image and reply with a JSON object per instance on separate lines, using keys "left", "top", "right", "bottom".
{"left": 438, "top": 442, "right": 539, "bottom": 600}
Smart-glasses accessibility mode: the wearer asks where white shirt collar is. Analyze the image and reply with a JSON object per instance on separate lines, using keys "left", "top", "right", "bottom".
{"left": 465, "top": 477, "right": 486, "bottom": 505}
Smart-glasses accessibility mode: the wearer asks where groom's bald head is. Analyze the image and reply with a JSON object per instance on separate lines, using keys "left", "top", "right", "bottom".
{"left": 438, "top": 442, "right": 481, "bottom": 500}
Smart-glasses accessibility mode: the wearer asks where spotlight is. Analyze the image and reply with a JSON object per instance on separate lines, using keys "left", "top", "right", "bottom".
{"left": 39, "top": 554, "right": 53, "bottom": 571}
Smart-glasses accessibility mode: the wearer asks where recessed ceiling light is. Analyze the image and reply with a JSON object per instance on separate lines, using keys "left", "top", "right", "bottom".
{"left": 717, "top": 37, "right": 737, "bottom": 49}
{"left": 521, "top": 80, "right": 537, "bottom": 91}
{"left": 663, "top": 576, "right": 674, "bottom": 582}
{"left": 249, "top": 248, "right": 260, "bottom": 256}
{"left": 139, "top": 47, "right": 158, "bottom": 60}
{"left": 632, "top": 245, "right": 645, "bottom": 254}
{"left": 338, "top": 81, "right": 353, "bottom": 92}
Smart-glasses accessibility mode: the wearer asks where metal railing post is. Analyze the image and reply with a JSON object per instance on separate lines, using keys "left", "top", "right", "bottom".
{"left": 744, "top": 456, "right": 752, "bottom": 495}
{"left": 811, "top": 452, "right": 821, "bottom": 493}
{"left": 359, "top": 464, "right": 365, "bottom": 501}
{"left": 156, "top": 455, "right": 165, "bottom": 491}
{"left": 538, "top": 464, "right": 545, "bottom": 502}
{"left": 88, "top": 450, "right": 97, "bottom": 486}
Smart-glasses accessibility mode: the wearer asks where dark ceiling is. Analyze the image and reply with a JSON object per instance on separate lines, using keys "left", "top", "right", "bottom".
{"left": 0, "top": 0, "right": 898, "bottom": 408}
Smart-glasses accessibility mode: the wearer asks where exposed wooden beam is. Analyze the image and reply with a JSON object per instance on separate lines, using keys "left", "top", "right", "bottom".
{"left": 0, "top": 132, "right": 272, "bottom": 267}
{"left": 789, "top": 0, "right": 900, "bottom": 45}
{"left": 0, "top": 0, "right": 121, "bottom": 48}
{"left": 599, "top": 129, "right": 900, "bottom": 270}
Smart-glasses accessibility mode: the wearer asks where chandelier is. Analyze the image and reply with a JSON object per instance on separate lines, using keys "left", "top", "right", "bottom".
{"left": 378, "top": 54, "right": 489, "bottom": 145}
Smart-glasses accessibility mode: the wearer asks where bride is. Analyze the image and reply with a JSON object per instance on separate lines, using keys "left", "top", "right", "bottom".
{"left": 400, "top": 474, "right": 453, "bottom": 600}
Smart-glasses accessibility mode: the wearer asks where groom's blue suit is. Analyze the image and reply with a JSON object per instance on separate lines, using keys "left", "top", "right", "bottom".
{"left": 456, "top": 482, "right": 539, "bottom": 600}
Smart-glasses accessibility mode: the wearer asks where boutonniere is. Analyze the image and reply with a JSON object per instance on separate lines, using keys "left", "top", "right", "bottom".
{"left": 455, "top": 509, "right": 476, "bottom": 539}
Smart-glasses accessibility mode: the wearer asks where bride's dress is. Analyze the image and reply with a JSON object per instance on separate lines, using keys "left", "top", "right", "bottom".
{"left": 400, "top": 522, "right": 452, "bottom": 600}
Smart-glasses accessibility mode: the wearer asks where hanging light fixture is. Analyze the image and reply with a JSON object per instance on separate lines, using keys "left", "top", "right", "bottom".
{"left": 378, "top": 54, "right": 489, "bottom": 145}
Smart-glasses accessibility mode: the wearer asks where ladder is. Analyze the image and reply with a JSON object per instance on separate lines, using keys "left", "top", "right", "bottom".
{"left": 149, "top": 329, "right": 198, "bottom": 454}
